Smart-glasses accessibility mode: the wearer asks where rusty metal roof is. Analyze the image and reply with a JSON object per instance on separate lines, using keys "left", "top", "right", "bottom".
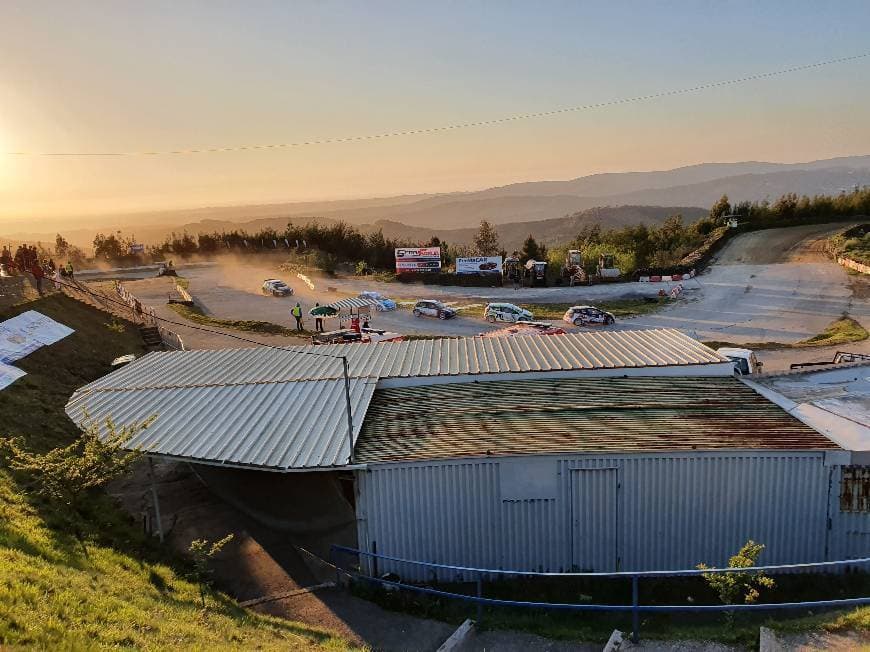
{"left": 355, "top": 376, "right": 839, "bottom": 464}
{"left": 73, "top": 329, "right": 726, "bottom": 394}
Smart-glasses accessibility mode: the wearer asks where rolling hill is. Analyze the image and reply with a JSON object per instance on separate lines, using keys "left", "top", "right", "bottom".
{"left": 3, "top": 154, "right": 869, "bottom": 247}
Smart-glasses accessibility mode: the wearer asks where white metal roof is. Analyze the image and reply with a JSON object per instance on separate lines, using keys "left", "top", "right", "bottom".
{"left": 73, "top": 329, "right": 725, "bottom": 394}
{"left": 65, "top": 329, "right": 727, "bottom": 471}
{"left": 66, "top": 377, "right": 377, "bottom": 470}
{"left": 746, "top": 363, "right": 870, "bottom": 452}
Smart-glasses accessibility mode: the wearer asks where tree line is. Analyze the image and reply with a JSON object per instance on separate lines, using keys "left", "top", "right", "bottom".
{"left": 37, "top": 186, "right": 870, "bottom": 275}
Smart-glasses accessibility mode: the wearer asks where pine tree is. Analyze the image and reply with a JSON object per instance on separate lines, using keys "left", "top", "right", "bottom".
{"left": 472, "top": 220, "right": 501, "bottom": 256}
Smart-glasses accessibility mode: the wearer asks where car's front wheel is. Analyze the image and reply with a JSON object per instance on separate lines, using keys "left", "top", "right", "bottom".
{"left": 486, "top": 314, "right": 496, "bottom": 323}
{"left": 606, "top": 316, "right": 614, "bottom": 325}
{"left": 573, "top": 317, "right": 584, "bottom": 327}
{"left": 438, "top": 312, "right": 448, "bottom": 320}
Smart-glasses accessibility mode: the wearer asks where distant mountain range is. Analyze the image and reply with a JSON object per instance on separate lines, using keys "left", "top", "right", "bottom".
{"left": 4, "top": 154, "right": 869, "bottom": 249}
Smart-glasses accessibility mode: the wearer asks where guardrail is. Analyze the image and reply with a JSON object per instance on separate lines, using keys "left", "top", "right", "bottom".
{"left": 330, "top": 545, "right": 870, "bottom": 643}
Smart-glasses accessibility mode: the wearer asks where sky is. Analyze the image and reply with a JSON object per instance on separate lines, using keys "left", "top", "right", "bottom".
{"left": 1, "top": 0, "right": 870, "bottom": 224}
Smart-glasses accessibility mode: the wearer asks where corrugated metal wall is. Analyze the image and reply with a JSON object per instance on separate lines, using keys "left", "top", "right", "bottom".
{"left": 356, "top": 451, "right": 854, "bottom": 580}
{"left": 829, "top": 465, "right": 870, "bottom": 561}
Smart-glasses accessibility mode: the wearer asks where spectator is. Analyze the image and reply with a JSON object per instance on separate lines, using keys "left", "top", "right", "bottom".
{"left": 30, "top": 260, "right": 45, "bottom": 295}
{"left": 314, "top": 303, "right": 324, "bottom": 332}
{"left": 291, "top": 302, "right": 303, "bottom": 331}
{"left": 65, "top": 261, "right": 74, "bottom": 278}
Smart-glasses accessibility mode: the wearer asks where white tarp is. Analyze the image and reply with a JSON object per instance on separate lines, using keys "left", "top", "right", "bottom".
{"left": 456, "top": 256, "right": 503, "bottom": 275}
{"left": 0, "top": 362, "right": 26, "bottom": 391}
{"left": 0, "top": 310, "right": 75, "bottom": 363}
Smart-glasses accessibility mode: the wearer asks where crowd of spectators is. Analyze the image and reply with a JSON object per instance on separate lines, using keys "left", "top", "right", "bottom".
{"left": 0, "top": 245, "right": 74, "bottom": 295}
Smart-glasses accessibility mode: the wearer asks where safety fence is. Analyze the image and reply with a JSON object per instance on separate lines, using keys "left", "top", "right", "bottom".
{"left": 60, "top": 278, "right": 185, "bottom": 350}
{"left": 331, "top": 545, "right": 870, "bottom": 643}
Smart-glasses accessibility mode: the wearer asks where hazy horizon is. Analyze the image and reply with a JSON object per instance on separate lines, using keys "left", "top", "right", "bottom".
{"left": 3, "top": 2, "right": 870, "bottom": 224}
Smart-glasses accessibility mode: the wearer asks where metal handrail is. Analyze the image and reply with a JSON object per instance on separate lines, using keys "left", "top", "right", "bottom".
{"left": 330, "top": 545, "right": 870, "bottom": 643}
{"left": 330, "top": 544, "right": 870, "bottom": 578}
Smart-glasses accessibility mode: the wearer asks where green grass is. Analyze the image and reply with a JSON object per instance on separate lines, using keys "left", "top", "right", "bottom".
{"left": 703, "top": 315, "right": 869, "bottom": 352}
{"left": 168, "top": 302, "right": 314, "bottom": 338}
{"left": 796, "top": 315, "right": 869, "bottom": 347}
{"left": 0, "top": 295, "right": 356, "bottom": 650}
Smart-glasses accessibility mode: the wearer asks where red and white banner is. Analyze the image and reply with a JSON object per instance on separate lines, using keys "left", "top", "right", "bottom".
{"left": 395, "top": 247, "right": 441, "bottom": 273}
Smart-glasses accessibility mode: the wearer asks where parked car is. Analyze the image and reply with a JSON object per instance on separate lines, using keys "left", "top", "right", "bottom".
{"left": 484, "top": 303, "right": 533, "bottom": 323}
{"left": 562, "top": 305, "right": 615, "bottom": 326}
{"left": 359, "top": 290, "right": 397, "bottom": 311}
{"left": 412, "top": 300, "right": 456, "bottom": 320}
{"left": 261, "top": 279, "right": 294, "bottom": 296}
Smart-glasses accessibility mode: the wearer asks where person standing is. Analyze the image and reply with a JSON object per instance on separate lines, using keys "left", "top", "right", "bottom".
{"left": 314, "top": 303, "right": 324, "bottom": 332}
{"left": 30, "top": 260, "right": 45, "bottom": 295}
{"left": 291, "top": 302, "right": 303, "bottom": 331}
{"left": 65, "top": 261, "right": 74, "bottom": 278}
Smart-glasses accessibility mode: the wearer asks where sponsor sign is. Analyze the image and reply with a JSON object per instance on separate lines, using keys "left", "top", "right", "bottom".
{"left": 456, "top": 256, "right": 503, "bottom": 275}
{"left": 129, "top": 243, "right": 145, "bottom": 254}
{"left": 395, "top": 247, "right": 441, "bottom": 273}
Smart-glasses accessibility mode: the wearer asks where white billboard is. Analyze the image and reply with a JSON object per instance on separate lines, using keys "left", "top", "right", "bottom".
{"left": 456, "top": 256, "right": 503, "bottom": 275}
{"left": 395, "top": 247, "right": 441, "bottom": 273}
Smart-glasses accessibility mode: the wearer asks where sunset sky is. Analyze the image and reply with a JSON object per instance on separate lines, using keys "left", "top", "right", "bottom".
{"left": 2, "top": 1, "right": 870, "bottom": 224}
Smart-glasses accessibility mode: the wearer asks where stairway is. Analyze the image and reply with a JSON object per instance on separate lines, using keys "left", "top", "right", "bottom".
{"left": 139, "top": 325, "right": 163, "bottom": 348}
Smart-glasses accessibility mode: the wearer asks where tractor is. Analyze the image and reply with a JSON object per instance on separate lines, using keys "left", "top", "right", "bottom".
{"left": 561, "top": 249, "right": 588, "bottom": 286}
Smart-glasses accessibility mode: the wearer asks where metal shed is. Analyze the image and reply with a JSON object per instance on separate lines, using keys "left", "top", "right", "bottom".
{"left": 353, "top": 376, "right": 863, "bottom": 577}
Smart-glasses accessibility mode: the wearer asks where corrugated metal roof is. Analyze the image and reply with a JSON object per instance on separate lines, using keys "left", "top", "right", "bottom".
{"left": 66, "top": 377, "right": 377, "bottom": 470}
{"left": 355, "top": 377, "right": 838, "bottom": 463}
{"left": 73, "top": 329, "right": 725, "bottom": 394}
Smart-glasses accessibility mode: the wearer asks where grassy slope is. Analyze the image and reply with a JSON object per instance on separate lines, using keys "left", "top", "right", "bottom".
{"left": 703, "top": 315, "right": 869, "bottom": 351}
{"left": 0, "top": 295, "right": 354, "bottom": 650}
{"left": 168, "top": 302, "right": 315, "bottom": 338}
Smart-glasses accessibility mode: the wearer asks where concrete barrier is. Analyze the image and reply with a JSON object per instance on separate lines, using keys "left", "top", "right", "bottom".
{"left": 436, "top": 619, "right": 475, "bottom": 652}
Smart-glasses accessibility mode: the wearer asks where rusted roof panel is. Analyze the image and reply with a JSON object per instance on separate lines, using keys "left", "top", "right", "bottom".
{"left": 355, "top": 376, "right": 839, "bottom": 463}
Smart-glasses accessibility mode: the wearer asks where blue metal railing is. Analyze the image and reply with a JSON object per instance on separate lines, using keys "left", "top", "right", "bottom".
{"left": 330, "top": 545, "right": 870, "bottom": 642}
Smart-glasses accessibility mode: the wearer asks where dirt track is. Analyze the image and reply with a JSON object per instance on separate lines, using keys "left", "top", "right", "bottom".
{"left": 92, "top": 222, "right": 866, "bottom": 351}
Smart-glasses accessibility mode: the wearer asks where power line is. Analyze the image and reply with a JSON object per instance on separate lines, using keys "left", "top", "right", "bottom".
{"left": 7, "top": 51, "right": 870, "bottom": 158}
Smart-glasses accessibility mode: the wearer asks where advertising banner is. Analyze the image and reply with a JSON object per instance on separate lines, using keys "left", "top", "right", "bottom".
{"left": 129, "top": 243, "right": 145, "bottom": 254}
{"left": 456, "top": 256, "right": 503, "bottom": 275}
{"left": 395, "top": 247, "right": 441, "bottom": 273}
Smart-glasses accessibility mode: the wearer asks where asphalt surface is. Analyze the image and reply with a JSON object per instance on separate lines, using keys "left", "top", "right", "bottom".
{"left": 95, "top": 222, "right": 866, "bottom": 351}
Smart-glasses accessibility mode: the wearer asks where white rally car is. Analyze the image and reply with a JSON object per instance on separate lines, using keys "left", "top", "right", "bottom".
{"left": 563, "top": 305, "right": 615, "bottom": 326}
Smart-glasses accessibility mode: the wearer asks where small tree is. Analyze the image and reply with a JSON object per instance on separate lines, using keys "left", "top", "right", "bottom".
{"left": 189, "top": 534, "right": 235, "bottom": 609}
{"left": 472, "top": 220, "right": 501, "bottom": 256}
{"left": 709, "top": 194, "right": 732, "bottom": 225}
{"left": 520, "top": 235, "right": 541, "bottom": 263}
{"left": 0, "top": 418, "right": 147, "bottom": 556}
{"left": 697, "top": 540, "right": 775, "bottom": 605}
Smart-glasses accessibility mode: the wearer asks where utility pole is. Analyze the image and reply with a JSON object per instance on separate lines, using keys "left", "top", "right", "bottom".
{"left": 342, "top": 356, "right": 355, "bottom": 464}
